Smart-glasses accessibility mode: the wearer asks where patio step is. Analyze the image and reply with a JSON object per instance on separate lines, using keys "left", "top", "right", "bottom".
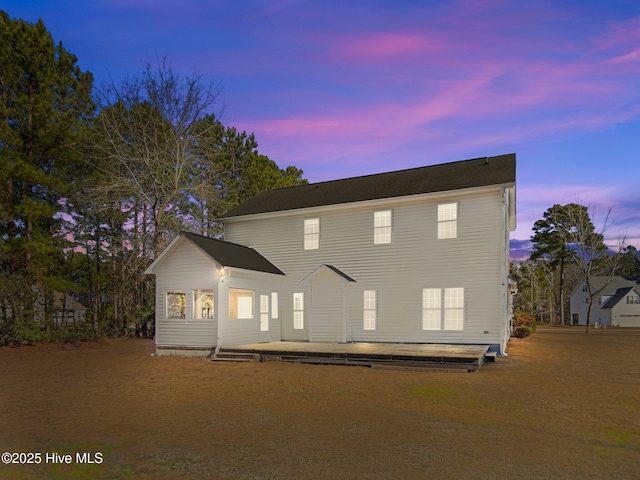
{"left": 271, "top": 353, "right": 482, "bottom": 371}
{"left": 213, "top": 343, "right": 490, "bottom": 371}
{"left": 212, "top": 351, "right": 261, "bottom": 363}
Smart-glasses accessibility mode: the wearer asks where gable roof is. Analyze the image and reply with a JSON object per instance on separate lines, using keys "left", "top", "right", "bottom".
{"left": 569, "top": 276, "right": 640, "bottom": 298}
{"left": 53, "top": 291, "right": 86, "bottom": 311}
{"left": 219, "top": 153, "right": 516, "bottom": 219}
{"left": 301, "top": 264, "right": 357, "bottom": 285}
{"left": 601, "top": 286, "right": 640, "bottom": 309}
{"left": 146, "top": 232, "right": 284, "bottom": 276}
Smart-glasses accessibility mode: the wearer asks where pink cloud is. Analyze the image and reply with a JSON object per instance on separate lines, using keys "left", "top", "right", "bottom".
{"left": 335, "top": 32, "right": 444, "bottom": 62}
{"left": 513, "top": 184, "right": 640, "bottom": 250}
{"left": 594, "top": 16, "right": 640, "bottom": 51}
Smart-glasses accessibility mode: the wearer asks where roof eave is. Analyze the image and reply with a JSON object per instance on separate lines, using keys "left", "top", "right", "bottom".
{"left": 219, "top": 183, "right": 513, "bottom": 223}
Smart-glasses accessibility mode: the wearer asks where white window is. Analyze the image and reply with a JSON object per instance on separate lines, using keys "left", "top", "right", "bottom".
{"left": 293, "top": 293, "right": 304, "bottom": 329}
{"left": 260, "top": 295, "right": 269, "bottom": 331}
{"left": 304, "top": 218, "right": 320, "bottom": 250}
{"left": 437, "top": 203, "right": 458, "bottom": 239}
{"left": 364, "top": 290, "right": 377, "bottom": 330}
{"left": 422, "top": 288, "right": 441, "bottom": 330}
{"left": 193, "top": 289, "right": 214, "bottom": 319}
{"left": 627, "top": 295, "right": 639, "bottom": 305}
{"left": 271, "top": 292, "right": 279, "bottom": 318}
{"left": 229, "top": 288, "right": 254, "bottom": 319}
{"left": 444, "top": 288, "right": 464, "bottom": 330}
{"left": 374, "top": 210, "right": 392, "bottom": 244}
{"left": 422, "top": 287, "right": 464, "bottom": 330}
{"left": 166, "top": 291, "right": 186, "bottom": 319}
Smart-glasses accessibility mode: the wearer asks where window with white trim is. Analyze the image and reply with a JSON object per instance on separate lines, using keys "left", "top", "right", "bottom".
{"left": 374, "top": 210, "right": 392, "bottom": 244}
{"left": 444, "top": 288, "right": 464, "bottom": 330}
{"left": 229, "top": 288, "right": 254, "bottom": 319}
{"left": 437, "top": 203, "right": 458, "bottom": 239}
{"left": 271, "top": 292, "right": 279, "bottom": 318}
{"left": 293, "top": 293, "right": 304, "bottom": 329}
{"left": 422, "top": 288, "right": 441, "bottom": 330}
{"left": 260, "top": 295, "right": 269, "bottom": 331}
{"left": 627, "top": 295, "right": 639, "bottom": 305}
{"left": 422, "top": 287, "right": 465, "bottom": 330}
{"left": 364, "top": 290, "right": 377, "bottom": 330}
{"left": 166, "top": 291, "right": 186, "bottom": 319}
{"left": 304, "top": 218, "right": 320, "bottom": 250}
{"left": 193, "top": 289, "right": 214, "bottom": 319}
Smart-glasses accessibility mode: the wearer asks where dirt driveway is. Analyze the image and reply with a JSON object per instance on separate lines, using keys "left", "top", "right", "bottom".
{"left": 1, "top": 326, "right": 639, "bottom": 479}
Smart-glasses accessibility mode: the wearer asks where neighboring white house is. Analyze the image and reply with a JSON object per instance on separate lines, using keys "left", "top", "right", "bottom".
{"left": 28, "top": 289, "right": 87, "bottom": 325}
{"left": 569, "top": 277, "right": 640, "bottom": 327}
{"left": 602, "top": 286, "right": 640, "bottom": 327}
{"left": 145, "top": 154, "right": 517, "bottom": 356}
{"left": 52, "top": 291, "right": 87, "bottom": 324}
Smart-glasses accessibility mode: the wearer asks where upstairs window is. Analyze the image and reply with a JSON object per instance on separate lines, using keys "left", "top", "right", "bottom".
{"left": 166, "top": 291, "right": 186, "bottom": 319}
{"left": 364, "top": 290, "right": 377, "bottom": 330}
{"left": 304, "top": 218, "right": 320, "bottom": 250}
{"left": 193, "top": 289, "right": 214, "bottom": 319}
{"left": 437, "top": 203, "right": 458, "bottom": 239}
{"left": 374, "top": 210, "right": 392, "bottom": 244}
{"left": 627, "top": 295, "right": 639, "bottom": 305}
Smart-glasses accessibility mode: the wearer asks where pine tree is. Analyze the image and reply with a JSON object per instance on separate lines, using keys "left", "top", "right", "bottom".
{"left": 0, "top": 11, "right": 94, "bottom": 343}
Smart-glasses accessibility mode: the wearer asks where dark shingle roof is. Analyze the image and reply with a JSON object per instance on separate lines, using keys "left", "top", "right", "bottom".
{"left": 324, "top": 265, "right": 356, "bottom": 282}
{"left": 220, "top": 153, "right": 515, "bottom": 219}
{"left": 182, "top": 232, "right": 284, "bottom": 275}
{"left": 601, "top": 287, "right": 638, "bottom": 309}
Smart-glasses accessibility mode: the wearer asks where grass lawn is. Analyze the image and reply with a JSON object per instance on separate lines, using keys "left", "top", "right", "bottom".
{"left": 1, "top": 325, "right": 639, "bottom": 479}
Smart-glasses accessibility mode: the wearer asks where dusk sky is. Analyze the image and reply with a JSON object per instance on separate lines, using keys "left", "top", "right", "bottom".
{"left": 5, "top": 0, "right": 640, "bottom": 258}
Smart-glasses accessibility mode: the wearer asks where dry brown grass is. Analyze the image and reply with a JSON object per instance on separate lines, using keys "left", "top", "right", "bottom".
{"left": 1, "top": 325, "right": 639, "bottom": 479}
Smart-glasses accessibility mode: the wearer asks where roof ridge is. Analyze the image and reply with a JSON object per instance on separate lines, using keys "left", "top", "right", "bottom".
{"left": 220, "top": 153, "right": 516, "bottom": 219}
{"left": 266, "top": 153, "right": 515, "bottom": 192}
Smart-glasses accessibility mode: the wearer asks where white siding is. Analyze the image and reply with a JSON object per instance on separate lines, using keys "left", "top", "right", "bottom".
{"left": 224, "top": 188, "right": 509, "bottom": 347}
{"left": 218, "top": 272, "right": 282, "bottom": 347}
{"left": 154, "top": 239, "right": 218, "bottom": 348}
{"left": 309, "top": 269, "right": 346, "bottom": 342}
{"left": 611, "top": 294, "right": 640, "bottom": 327}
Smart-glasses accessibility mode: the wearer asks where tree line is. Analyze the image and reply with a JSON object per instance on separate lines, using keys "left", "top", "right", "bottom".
{"left": 511, "top": 203, "right": 640, "bottom": 333}
{"left": 0, "top": 12, "right": 306, "bottom": 344}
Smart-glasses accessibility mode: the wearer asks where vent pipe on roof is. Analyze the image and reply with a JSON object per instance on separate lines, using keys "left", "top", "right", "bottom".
{"left": 484, "top": 157, "right": 489, "bottom": 165}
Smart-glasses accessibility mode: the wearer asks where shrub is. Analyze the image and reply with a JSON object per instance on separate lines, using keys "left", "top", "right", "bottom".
{"left": 512, "top": 311, "right": 537, "bottom": 338}
{"left": 513, "top": 325, "right": 532, "bottom": 338}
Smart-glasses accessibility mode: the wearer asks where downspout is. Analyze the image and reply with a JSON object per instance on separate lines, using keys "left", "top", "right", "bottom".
{"left": 213, "top": 267, "right": 230, "bottom": 356}
{"left": 500, "top": 188, "right": 510, "bottom": 357}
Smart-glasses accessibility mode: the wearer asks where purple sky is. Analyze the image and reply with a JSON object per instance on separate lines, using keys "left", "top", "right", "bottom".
{"left": 5, "top": 0, "right": 640, "bottom": 259}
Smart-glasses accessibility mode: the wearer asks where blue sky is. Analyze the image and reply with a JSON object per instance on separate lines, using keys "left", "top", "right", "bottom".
{"left": 5, "top": 0, "right": 640, "bottom": 258}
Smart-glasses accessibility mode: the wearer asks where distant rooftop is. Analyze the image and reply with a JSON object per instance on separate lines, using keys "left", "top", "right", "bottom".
{"left": 219, "top": 153, "right": 516, "bottom": 219}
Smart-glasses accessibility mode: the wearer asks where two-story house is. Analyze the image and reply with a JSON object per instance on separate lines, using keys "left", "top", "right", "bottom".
{"left": 569, "top": 276, "right": 640, "bottom": 327}
{"left": 145, "top": 154, "right": 516, "bottom": 357}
